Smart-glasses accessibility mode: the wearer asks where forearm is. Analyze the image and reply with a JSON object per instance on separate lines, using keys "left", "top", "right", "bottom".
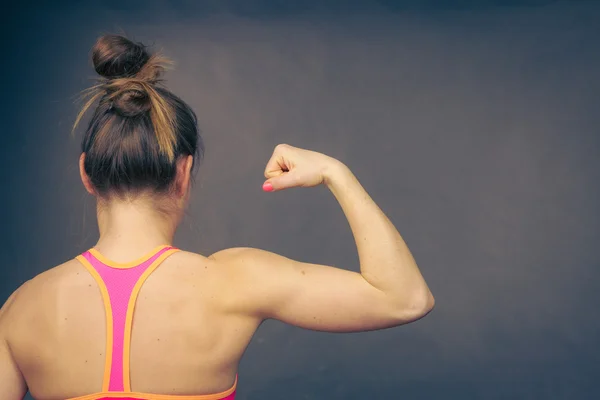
{"left": 324, "top": 161, "right": 433, "bottom": 308}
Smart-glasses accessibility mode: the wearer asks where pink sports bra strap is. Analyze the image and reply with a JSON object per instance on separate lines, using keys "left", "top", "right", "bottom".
{"left": 77, "top": 245, "right": 180, "bottom": 392}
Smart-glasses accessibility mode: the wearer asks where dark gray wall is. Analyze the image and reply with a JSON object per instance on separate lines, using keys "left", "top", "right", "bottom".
{"left": 2, "top": 1, "right": 599, "bottom": 399}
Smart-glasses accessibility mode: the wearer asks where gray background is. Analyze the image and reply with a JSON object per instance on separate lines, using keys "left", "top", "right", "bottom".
{"left": 1, "top": 1, "right": 599, "bottom": 399}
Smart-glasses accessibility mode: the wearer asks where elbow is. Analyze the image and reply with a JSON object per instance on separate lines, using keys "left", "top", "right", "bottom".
{"left": 420, "top": 290, "right": 435, "bottom": 316}
{"left": 391, "top": 288, "right": 435, "bottom": 323}
{"left": 409, "top": 289, "right": 435, "bottom": 320}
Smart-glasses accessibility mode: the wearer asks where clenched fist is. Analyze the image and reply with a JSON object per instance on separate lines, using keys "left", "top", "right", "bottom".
{"left": 262, "top": 144, "right": 343, "bottom": 192}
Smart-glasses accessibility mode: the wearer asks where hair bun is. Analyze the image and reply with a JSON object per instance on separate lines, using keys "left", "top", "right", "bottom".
{"left": 92, "top": 35, "right": 150, "bottom": 79}
{"left": 91, "top": 35, "right": 171, "bottom": 118}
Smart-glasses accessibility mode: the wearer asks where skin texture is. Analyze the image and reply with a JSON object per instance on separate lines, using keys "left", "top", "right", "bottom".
{"left": 0, "top": 144, "right": 434, "bottom": 400}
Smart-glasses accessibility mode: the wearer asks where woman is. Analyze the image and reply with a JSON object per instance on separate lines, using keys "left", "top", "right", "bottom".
{"left": 0, "top": 35, "right": 434, "bottom": 400}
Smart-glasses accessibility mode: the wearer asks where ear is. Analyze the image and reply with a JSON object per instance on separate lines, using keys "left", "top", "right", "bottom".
{"left": 79, "top": 153, "right": 96, "bottom": 195}
{"left": 175, "top": 155, "right": 194, "bottom": 198}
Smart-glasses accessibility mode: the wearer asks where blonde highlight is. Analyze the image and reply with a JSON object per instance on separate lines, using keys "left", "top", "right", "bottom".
{"left": 73, "top": 53, "right": 177, "bottom": 162}
{"left": 74, "top": 34, "right": 202, "bottom": 197}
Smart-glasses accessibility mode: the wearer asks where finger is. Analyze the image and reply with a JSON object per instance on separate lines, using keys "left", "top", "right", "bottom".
{"left": 264, "top": 152, "right": 289, "bottom": 179}
{"left": 263, "top": 171, "right": 299, "bottom": 192}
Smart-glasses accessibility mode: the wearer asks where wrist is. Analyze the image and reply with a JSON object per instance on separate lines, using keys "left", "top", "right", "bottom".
{"left": 322, "top": 159, "right": 352, "bottom": 189}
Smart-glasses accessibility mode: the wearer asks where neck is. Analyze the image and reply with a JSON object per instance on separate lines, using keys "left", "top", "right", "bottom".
{"left": 95, "top": 196, "right": 180, "bottom": 253}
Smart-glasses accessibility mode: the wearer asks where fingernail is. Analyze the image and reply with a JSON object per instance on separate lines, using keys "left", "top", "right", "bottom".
{"left": 262, "top": 182, "right": 273, "bottom": 192}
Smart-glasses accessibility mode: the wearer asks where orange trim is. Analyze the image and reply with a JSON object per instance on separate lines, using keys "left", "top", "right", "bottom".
{"left": 66, "top": 376, "right": 237, "bottom": 400}
{"left": 123, "top": 248, "right": 180, "bottom": 391}
{"left": 76, "top": 255, "right": 114, "bottom": 392}
{"left": 89, "top": 245, "right": 173, "bottom": 269}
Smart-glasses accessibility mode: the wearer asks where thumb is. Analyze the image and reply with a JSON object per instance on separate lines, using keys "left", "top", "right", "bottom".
{"left": 263, "top": 172, "right": 298, "bottom": 192}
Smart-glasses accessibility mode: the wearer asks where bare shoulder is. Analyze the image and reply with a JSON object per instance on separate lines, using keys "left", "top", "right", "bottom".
{"left": 208, "top": 246, "right": 293, "bottom": 280}
{"left": 208, "top": 247, "right": 290, "bottom": 267}
{"left": 173, "top": 247, "right": 261, "bottom": 285}
{"left": 0, "top": 281, "right": 28, "bottom": 322}
{"left": 206, "top": 247, "right": 308, "bottom": 297}
{"left": 207, "top": 247, "right": 317, "bottom": 287}
{"left": 207, "top": 247, "right": 307, "bottom": 291}
{"left": 207, "top": 247, "right": 257, "bottom": 274}
{"left": 0, "top": 278, "right": 33, "bottom": 340}
{"left": 208, "top": 247, "right": 255, "bottom": 260}
{"left": 24, "top": 258, "right": 91, "bottom": 295}
{"left": 0, "top": 259, "right": 91, "bottom": 326}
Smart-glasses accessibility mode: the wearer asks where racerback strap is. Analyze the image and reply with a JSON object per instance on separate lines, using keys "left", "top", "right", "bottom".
{"left": 76, "top": 245, "right": 180, "bottom": 392}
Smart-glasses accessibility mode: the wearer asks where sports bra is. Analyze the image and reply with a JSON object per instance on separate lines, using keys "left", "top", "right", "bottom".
{"left": 68, "top": 245, "right": 237, "bottom": 400}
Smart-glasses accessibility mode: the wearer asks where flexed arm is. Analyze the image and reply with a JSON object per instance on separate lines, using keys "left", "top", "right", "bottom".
{"left": 212, "top": 144, "right": 434, "bottom": 332}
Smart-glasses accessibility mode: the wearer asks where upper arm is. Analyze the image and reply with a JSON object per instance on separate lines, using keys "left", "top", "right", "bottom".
{"left": 0, "top": 287, "right": 28, "bottom": 400}
{"left": 211, "top": 248, "right": 425, "bottom": 333}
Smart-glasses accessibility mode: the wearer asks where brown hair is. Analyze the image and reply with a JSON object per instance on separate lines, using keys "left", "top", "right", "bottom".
{"left": 73, "top": 34, "right": 203, "bottom": 197}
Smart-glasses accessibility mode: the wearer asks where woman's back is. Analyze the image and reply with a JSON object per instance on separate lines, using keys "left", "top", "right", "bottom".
{"left": 0, "top": 34, "right": 434, "bottom": 400}
{"left": 4, "top": 247, "right": 250, "bottom": 399}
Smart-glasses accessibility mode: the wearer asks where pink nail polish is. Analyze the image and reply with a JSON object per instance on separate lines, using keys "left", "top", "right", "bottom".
{"left": 262, "top": 182, "right": 273, "bottom": 192}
